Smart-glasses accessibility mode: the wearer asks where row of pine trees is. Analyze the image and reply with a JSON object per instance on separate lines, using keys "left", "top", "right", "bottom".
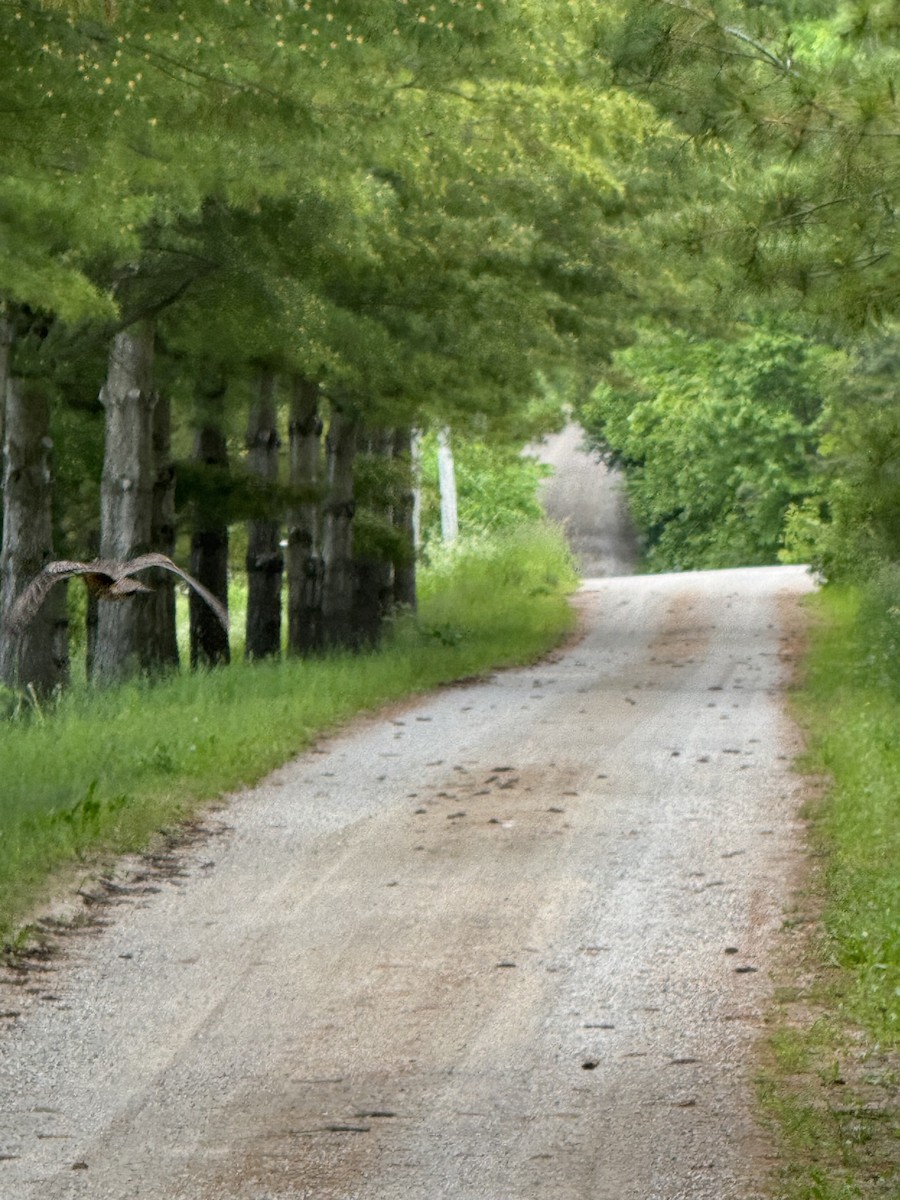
{"left": 1, "top": 2, "right": 634, "bottom": 695}
{"left": 3, "top": 0, "right": 895, "bottom": 698}
{"left": 0, "top": 311, "right": 421, "bottom": 695}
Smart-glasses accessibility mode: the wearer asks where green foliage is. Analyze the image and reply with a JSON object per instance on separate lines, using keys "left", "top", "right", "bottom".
{"left": 0, "top": 523, "right": 575, "bottom": 940}
{"left": 415, "top": 523, "right": 578, "bottom": 655}
{"left": 174, "top": 456, "right": 319, "bottom": 526}
{"left": 756, "top": 580, "right": 900, "bottom": 1200}
{"left": 793, "top": 328, "right": 900, "bottom": 581}
{"left": 31, "top": 781, "right": 130, "bottom": 859}
{"left": 603, "top": 0, "right": 900, "bottom": 330}
{"left": 351, "top": 448, "right": 411, "bottom": 564}
{"left": 579, "top": 325, "right": 839, "bottom": 571}
{"left": 0, "top": 0, "right": 676, "bottom": 630}
{"left": 804, "top": 587, "right": 900, "bottom": 1032}
{"left": 418, "top": 434, "right": 551, "bottom": 543}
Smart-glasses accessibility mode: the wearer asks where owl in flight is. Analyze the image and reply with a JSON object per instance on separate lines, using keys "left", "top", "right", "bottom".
{"left": 3, "top": 554, "right": 229, "bottom": 636}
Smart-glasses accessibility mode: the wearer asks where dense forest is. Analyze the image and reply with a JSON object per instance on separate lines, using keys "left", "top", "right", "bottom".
{"left": 1, "top": 0, "right": 897, "bottom": 695}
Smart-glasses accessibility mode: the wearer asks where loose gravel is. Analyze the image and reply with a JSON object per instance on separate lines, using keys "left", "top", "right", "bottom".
{"left": 0, "top": 564, "right": 814, "bottom": 1200}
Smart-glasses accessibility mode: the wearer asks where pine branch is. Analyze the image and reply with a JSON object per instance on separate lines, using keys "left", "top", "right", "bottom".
{"left": 112, "top": 275, "right": 204, "bottom": 333}
{"left": 761, "top": 197, "right": 856, "bottom": 228}
{"left": 808, "top": 250, "right": 890, "bottom": 279}
{"left": 721, "top": 25, "right": 797, "bottom": 76}
{"left": 659, "top": 0, "right": 799, "bottom": 75}
{"left": 758, "top": 117, "right": 900, "bottom": 141}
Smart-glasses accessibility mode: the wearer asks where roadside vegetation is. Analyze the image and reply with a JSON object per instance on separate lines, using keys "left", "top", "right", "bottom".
{"left": 1, "top": 2, "right": 898, "bottom": 1188}
{"left": 759, "top": 578, "right": 899, "bottom": 1200}
{"left": 578, "top": 323, "right": 840, "bottom": 573}
{"left": 0, "top": 522, "right": 577, "bottom": 943}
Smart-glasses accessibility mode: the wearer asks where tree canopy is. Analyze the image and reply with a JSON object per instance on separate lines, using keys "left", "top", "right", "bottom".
{"left": 3, "top": 0, "right": 899, "bottom": 690}
{"left": 599, "top": 0, "right": 899, "bottom": 330}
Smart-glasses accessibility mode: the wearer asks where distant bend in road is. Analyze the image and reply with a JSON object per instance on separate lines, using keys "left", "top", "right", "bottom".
{"left": 533, "top": 423, "right": 639, "bottom": 579}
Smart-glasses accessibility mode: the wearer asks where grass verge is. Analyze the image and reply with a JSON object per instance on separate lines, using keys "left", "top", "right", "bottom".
{"left": 0, "top": 523, "right": 578, "bottom": 943}
{"left": 760, "top": 579, "right": 899, "bottom": 1200}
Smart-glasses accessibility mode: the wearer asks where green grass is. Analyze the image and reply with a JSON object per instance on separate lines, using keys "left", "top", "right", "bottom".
{"left": 0, "top": 524, "right": 577, "bottom": 942}
{"left": 760, "top": 579, "right": 900, "bottom": 1200}
{"left": 799, "top": 583, "right": 900, "bottom": 1041}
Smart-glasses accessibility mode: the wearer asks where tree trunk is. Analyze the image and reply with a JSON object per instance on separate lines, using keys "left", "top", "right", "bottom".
{"left": 392, "top": 426, "right": 418, "bottom": 611}
{"left": 437, "top": 427, "right": 459, "bottom": 543}
{"left": 0, "top": 377, "right": 69, "bottom": 696}
{"left": 143, "top": 390, "right": 179, "bottom": 671}
{"left": 0, "top": 311, "right": 11, "bottom": 456}
{"left": 85, "top": 528, "right": 100, "bottom": 678}
{"left": 286, "top": 376, "right": 324, "bottom": 656}
{"left": 245, "top": 371, "right": 282, "bottom": 660}
{"left": 321, "top": 405, "right": 358, "bottom": 649}
{"left": 91, "top": 321, "right": 157, "bottom": 685}
{"left": 352, "top": 428, "right": 395, "bottom": 647}
{"left": 189, "top": 421, "right": 231, "bottom": 669}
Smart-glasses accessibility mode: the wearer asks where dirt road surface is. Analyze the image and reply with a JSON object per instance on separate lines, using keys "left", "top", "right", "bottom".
{"left": 0, "top": 564, "right": 814, "bottom": 1200}
{"left": 533, "top": 425, "right": 639, "bottom": 577}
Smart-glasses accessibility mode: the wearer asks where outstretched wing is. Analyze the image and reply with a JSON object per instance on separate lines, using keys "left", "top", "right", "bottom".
{"left": 2, "top": 561, "right": 96, "bottom": 636}
{"left": 120, "top": 554, "right": 230, "bottom": 632}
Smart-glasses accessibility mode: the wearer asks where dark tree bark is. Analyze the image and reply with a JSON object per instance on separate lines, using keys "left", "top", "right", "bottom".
{"left": 143, "top": 390, "right": 179, "bottom": 671}
{"left": 245, "top": 371, "right": 282, "bottom": 660}
{"left": 84, "top": 528, "right": 100, "bottom": 679}
{"left": 286, "top": 376, "right": 324, "bottom": 656}
{"left": 189, "top": 419, "right": 231, "bottom": 669}
{"left": 91, "top": 321, "right": 157, "bottom": 685}
{"left": 0, "top": 377, "right": 69, "bottom": 696}
{"left": 392, "top": 426, "right": 418, "bottom": 611}
{"left": 321, "top": 404, "right": 359, "bottom": 650}
{"left": 352, "top": 428, "right": 395, "bottom": 648}
{"left": 0, "top": 312, "right": 11, "bottom": 454}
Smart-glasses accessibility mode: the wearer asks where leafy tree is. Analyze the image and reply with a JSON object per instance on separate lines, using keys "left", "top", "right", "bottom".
{"left": 187, "top": 413, "right": 231, "bottom": 668}
{"left": 580, "top": 324, "right": 840, "bottom": 570}
{"left": 286, "top": 377, "right": 325, "bottom": 656}
{"left": 783, "top": 327, "right": 900, "bottom": 579}
{"left": 244, "top": 372, "right": 283, "bottom": 660}
{"left": 0, "top": 0, "right": 681, "bottom": 675}
{"left": 91, "top": 322, "right": 157, "bottom": 684}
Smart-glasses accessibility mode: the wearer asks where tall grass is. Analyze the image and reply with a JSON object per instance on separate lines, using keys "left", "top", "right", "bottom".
{"left": 0, "top": 523, "right": 577, "bottom": 940}
{"left": 760, "top": 578, "right": 899, "bottom": 1200}
{"left": 799, "top": 578, "right": 900, "bottom": 1042}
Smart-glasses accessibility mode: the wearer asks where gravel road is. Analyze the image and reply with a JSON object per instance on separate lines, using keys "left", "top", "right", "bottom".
{"left": 0, "top": 564, "right": 814, "bottom": 1200}
{"left": 533, "top": 425, "right": 639, "bottom": 577}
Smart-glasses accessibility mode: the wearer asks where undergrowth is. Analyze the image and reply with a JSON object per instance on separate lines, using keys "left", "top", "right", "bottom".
{"left": 0, "top": 523, "right": 577, "bottom": 941}
{"left": 761, "top": 577, "right": 899, "bottom": 1200}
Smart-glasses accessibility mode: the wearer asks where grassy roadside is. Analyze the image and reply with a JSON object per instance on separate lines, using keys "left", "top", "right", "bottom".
{"left": 761, "top": 582, "right": 899, "bottom": 1200}
{"left": 0, "top": 524, "right": 578, "bottom": 943}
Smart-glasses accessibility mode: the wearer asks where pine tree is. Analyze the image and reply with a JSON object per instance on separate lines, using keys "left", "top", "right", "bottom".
{"left": 391, "top": 428, "right": 418, "bottom": 612}
{"left": 320, "top": 403, "right": 359, "bottom": 649}
{"left": 244, "top": 371, "right": 283, "bottom": 660}
{"left": 286, "top": 376, "right": 324, "bottom": 656}
{"left": 602, "top": 0, "right": 899, "bottom": 328}
{"left": 189, "top": 413, "right": 231, "bottom": 669}
{"left": 0, "top": 369, "right": 69, "bottom": 696}
{"left": 91, "top": 322, "right": 157, "bottom": 684}
{"left": 1, "top": 0, "right": 688, "bottom": 681}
